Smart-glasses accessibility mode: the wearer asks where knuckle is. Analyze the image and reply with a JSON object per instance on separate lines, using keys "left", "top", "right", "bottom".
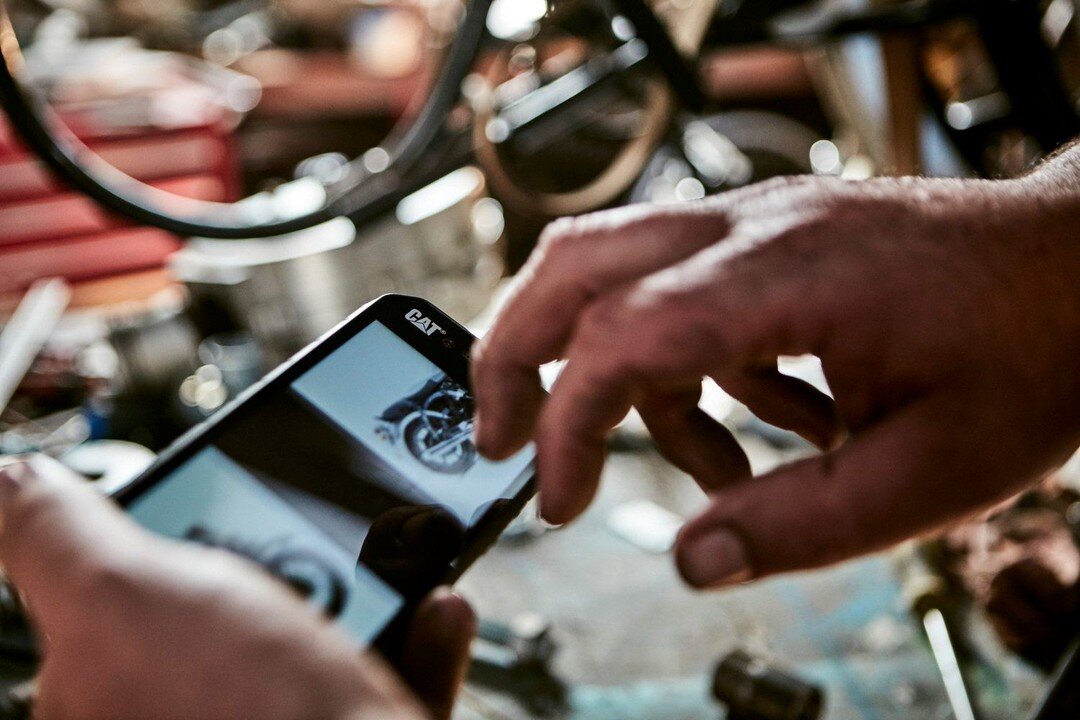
{"left": 201, "top": 546, "right": 263, "bottom": 583}
{"left": 470, "top": 335, "right": 497, "bottom": 373}
{"left": 472, "top": 325, "right": 524, "bottom": 379}
{"left": 536, "top": 400, "right": 568, "bottom": 441}
{"left": 575, "top": 302, "right": 646, "bottom": 382}
{"left": 729, "top": 175, "right": 845, "bottom": 224}
{"left": 758, "top": 174, "right": 816, "bottom": 194}
{"left": 523, "top": 217, "right": 603, "bottom": 297}
{"left": 747, "top": 175, "right": 822, "bottom": 206}
{"left": 625, "top": 277, "right": 683, "bottom": 315}
{"left": 625, "top": 209, "right": 709, "bottom": 250}
{"left": 537, "top": 204, "right": 663, "bottom": 261}
{"left": 581, "top": 284, "right": 706, "bottom": 376}
{"left": 577, "top": 295, "right": 628, "bottom": 346}
{"left": 535, "top": 216, "right": 588, "bottom": 259}
{"left": 182, "top": 545, "right": 259, "bottom": 593}
{"left": 630, "top": 284, "right": 710, "bottom": 360}
{"left": 803, "top": 186, "right": 864, "bottom": 220}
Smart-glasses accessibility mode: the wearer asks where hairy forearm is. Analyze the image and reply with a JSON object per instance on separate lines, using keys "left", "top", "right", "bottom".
{"left": 1010, "top": 141, "right": 1080, "bottom": 283}
{"left": 1022, "top": 138, "right": 1080, "bottom": 203}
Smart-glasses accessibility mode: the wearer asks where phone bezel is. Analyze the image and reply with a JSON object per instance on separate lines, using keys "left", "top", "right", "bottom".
{"left": 111, "top": 294, "right": 537, "bottom": 656}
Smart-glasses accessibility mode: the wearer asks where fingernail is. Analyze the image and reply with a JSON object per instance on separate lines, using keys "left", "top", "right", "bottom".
{"left": 430, "top": 585, "right": 460, "bottom": 603}
{"left": 427, "top": 587, "right": 476, "bottom": 628}
{"left": 536, "top": 511, "right": 564, "bottom": 531}
{"left": 536, "top": 495, "right": 566, "bottom": 529}
{"left": 538, "top": 518, "right": 564, "bottom": 531}
{"left": 679, "top": 529, "right": 752, "bottom": 588}
{"left": 522, "top": 495, "right": 564, "bottom": 531}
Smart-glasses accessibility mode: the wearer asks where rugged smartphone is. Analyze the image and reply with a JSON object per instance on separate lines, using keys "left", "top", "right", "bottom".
{"left": 114, "top": 295, "right": 536, "bottom": 652}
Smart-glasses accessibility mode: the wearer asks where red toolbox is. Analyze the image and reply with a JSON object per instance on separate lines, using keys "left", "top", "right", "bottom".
{"left": 0, "top": 111, "right": 239, "bottom": 295}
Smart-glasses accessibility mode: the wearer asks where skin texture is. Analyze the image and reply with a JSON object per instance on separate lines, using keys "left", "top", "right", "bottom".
{"left": 0, "top": 456, "right": 474, "bottom": 720}
{"left": 472, "top": 159, "right": 1080, "bottom": 590}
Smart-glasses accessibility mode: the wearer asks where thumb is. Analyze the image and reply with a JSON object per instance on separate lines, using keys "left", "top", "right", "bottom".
{"left": 397, "top": 588, "right": 475, "bottom": 720}
{"left": 0, "top": 455, "right": 150, "bottom": 635}
{"left": 674, "top": 395, "right": 1033, "bottom": 587}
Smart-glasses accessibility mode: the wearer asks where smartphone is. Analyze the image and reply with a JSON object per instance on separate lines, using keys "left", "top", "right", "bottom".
{"left": 113, "top": 295, "right": 536, "bottom": 653}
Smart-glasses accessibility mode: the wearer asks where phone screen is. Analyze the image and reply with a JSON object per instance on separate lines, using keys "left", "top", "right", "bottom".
{"left": 125, "top": 319, "right": 534, "bottom": 646}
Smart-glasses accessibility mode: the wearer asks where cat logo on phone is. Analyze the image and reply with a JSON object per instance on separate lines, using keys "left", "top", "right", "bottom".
{"left": 406, "top": 309, "right": 445, "bottom": 336}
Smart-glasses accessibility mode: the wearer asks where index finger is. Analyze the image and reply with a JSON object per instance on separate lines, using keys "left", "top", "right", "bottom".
{"left": 472, "top": 205, "right": 729, "bottom": 459}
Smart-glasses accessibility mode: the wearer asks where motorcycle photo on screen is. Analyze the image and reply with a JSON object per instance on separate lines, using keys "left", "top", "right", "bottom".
{"left": 375, "top": 372, "right": 478, "bottom": 475}
{"left": 184, "top": 525, "right": 351, "bottom": 619}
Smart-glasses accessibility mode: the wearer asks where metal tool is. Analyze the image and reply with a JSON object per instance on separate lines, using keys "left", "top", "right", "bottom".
{"left": 711, "top": 649, "right": 823, "bottom": 720}
{"left": 469, "top": 612, "right": 568, "bottom": 716}
{"left": 904, "top": 564, "right": 983, "bottom": 720}
{"left": 0, "top": 280, "right": 71, "bottom": 418}
{"left": 172, "top": 169, "right": 505, "bottom": 360}
{"left": 475, "top": 612, "right": 558, "bottom": 670}
{"left": 923, "top": 608, "right": 978, "bottom": 720}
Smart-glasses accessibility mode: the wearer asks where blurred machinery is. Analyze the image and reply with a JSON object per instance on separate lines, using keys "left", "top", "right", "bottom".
{"left": 711, "top": 650, "right": 825, "bottom": 720}
{"left": 0, "top": 2, "right": 1077, "bottom": 279}
{"left": 172, "top": 167, "right": 506, "bottom": 361}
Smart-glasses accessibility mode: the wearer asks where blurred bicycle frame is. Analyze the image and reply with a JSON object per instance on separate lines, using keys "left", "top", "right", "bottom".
{"left": 0, "top": 0, "right": 1076, "bottom": 238}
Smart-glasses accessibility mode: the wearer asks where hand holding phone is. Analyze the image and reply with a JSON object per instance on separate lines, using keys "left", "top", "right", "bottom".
{"left": 0, "top": 456, "right": 475, "bottom": 720}
{"left": 117, "top": 295, "right": 536, "bottom": 652}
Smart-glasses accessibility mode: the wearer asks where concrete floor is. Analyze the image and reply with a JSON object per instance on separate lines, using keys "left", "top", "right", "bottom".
{"left": 455, "top": 433, "right": 1044, "bottom": 720}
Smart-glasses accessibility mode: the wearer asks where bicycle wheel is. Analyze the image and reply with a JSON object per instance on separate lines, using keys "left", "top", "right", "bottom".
{"left": 0, "top": 0, "right": 495, "bottom": 237}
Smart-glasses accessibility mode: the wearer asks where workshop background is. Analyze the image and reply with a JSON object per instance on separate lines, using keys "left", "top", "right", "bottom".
{"left": 2, "top": 0, "right": 1080, "bottom": 718}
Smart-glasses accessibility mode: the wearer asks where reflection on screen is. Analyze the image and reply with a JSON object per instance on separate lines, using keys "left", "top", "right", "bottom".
{"left": 128, "top": 321, "right": 534, "bottom": 645}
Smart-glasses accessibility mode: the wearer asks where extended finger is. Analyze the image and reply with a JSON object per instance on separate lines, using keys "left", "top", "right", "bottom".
{"left": 472, "top": 204, "right": 729, "bottom": 459}
{"left": 531, "top": 272, "right": 788, "bottom": 523}
{"left": 473, "top": 175, "right": 851, "bottom": 459}
{"left": 534, "top": 353, "right": 636, "bottom": 524}
{"left": 717, "top": 367, "right": 846, "bottom": 451}
{"left": 637, "top": 387, "right": 752, "bottom": 493}
{"left": 533, "top": 279, "right": 747, "bottom": 522}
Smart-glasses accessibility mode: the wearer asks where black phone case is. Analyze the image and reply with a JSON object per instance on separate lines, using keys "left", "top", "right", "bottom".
{"left": 112, "top": 294, "right": 537, "bottom": 658}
